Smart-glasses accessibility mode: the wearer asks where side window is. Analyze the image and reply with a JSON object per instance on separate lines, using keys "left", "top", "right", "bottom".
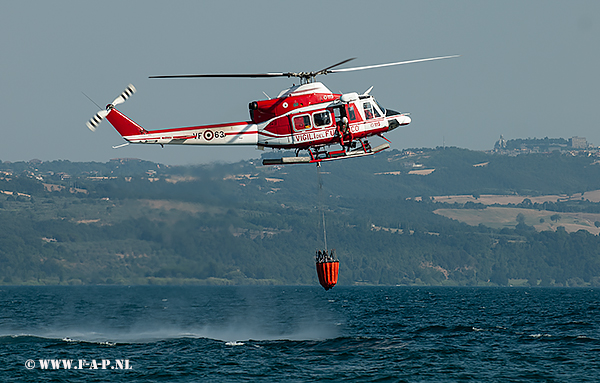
{"left": 363, "top": 102, "right": 374, "bottom": 120}
{"left": 293, "top": 115, "right": 311, "bottom": 130}
{"left": 313, "top": 111, "right": 331, "bottom": 127}
{"left": 348, "top": 105, "right": 357, "bottom": 121}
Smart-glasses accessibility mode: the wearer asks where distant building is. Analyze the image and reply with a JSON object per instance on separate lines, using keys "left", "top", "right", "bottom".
{"left": 494, "top": 135, "right": 507, "bottom": 151}
{"left": 569, "top": 136, "right": 587, "bottom": 149}
{"left": 490, "top": 135, "right": 597, "bottom": 156}
{"left": 493, "top": 137, "right": 568, "bottom": 153}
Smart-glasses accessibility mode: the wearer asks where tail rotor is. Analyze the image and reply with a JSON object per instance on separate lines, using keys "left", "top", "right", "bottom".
{"left": 86, "top": 84, "right": 136, "bottom": 131}
{"left": 111, "top": 84, "right": 136, "bottom": 107}
{"left": 86, "top": 109, "right": 109, "bottom": 132}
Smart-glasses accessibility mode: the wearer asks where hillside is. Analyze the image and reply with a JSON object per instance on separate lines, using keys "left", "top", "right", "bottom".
{"left": 1, "top": 147, "right": 600, "bottom": 287}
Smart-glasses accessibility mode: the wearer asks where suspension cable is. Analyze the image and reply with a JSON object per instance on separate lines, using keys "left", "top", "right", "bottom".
{"left": 317, "top": 163, "right": 327, "bottom": 252}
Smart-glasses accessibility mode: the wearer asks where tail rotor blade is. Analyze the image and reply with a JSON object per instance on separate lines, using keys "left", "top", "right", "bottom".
{"left": 86, "top": 109, "right": 109, "bottom": 131}
{"left": 111, "top": 84, "right": 136, "bottom": 106}
{"left": 86, "top": 84, "right": 135, "bottom": 131}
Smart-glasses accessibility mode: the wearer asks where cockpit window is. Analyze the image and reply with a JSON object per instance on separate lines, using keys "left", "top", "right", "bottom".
{"left": 363, "top": 102, "right": 377, "bottom": 120}
{"left": 363, "top": 100, "right": 382, "bottom": 120}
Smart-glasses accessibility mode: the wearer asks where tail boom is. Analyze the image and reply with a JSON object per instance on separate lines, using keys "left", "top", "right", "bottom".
{"left": 108, "top": 110, "right": 258, "bottom": 146}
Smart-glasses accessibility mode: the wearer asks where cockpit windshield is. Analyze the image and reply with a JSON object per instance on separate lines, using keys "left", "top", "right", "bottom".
{"left": 373, "top": 98, "right": 386, "bottom": 115}
{"left": 374, "top": 97, "right": 401, "bottom": 116}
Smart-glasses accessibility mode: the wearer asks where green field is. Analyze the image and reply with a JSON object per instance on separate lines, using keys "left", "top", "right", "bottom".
{"left": 434, "top": 206, "right": 600, "bottom": 234}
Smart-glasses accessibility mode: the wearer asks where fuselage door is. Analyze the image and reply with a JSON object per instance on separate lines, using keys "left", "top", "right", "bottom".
{"left": 332, "top": 106, "right": 347, "bottom": 126}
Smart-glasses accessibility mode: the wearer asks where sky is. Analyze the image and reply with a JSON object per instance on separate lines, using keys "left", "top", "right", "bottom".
{"left": 1, "top": 1, "right": 599, "bottom": 165}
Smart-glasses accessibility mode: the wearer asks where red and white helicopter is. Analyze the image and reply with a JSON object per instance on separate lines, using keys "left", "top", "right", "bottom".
{"left": 87, "top": 56, "right": 457, "bottom": 165}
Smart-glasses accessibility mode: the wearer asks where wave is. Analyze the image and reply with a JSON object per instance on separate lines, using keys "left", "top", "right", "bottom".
{"left": 0, "top": 332, "right": 410, "bottom": 355}
{"left": 0, "top": 333, "right": 122, "bottom": 346}
{"left": 524, "top": 333, "right": 599, "bottom": 344}
{"left": 0, "top": 322, "right": 340, "bottom": 345}
{"left": 413, "top": 324, "right": 485, "bottom": 334}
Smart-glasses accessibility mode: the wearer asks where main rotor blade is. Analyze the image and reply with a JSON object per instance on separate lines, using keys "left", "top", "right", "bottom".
{"left": 149, "top": 55, "right": 459, "bottom": 81}
{"left": 149, "top": 73, "right": 288, "bottom": 79}
{"left": 149, "top": 60, "right": 358, "bottom": 80}
{"left": 329, "top": 55, "right": 460, "bottom": 73}
{"left": 317, "top": 57, "right": 356, "bottom": 74}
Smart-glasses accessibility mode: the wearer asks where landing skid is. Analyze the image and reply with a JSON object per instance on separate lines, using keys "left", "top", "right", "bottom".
{"left": 262, "top": 142, "right": 390, "bottom": 165}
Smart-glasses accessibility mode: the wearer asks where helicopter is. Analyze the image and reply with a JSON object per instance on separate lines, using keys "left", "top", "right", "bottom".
{"left": 86, "top": 55, "right": 458, "bottom": 165}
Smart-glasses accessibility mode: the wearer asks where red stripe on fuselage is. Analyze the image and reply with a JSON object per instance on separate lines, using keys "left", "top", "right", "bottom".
{"left": 147, "top": 120, "right": 252, "bottom": 135}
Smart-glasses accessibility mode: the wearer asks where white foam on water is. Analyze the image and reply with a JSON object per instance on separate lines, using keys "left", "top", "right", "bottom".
{"left": 1, "top": 321, "right": 340, "bottom": 344}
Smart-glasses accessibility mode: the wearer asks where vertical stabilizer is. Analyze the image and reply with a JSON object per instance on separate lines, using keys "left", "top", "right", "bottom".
{"left": 106, "top": 108, "right": 147, "bottom": 137}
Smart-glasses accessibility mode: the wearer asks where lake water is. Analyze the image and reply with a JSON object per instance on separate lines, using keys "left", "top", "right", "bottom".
{"left": 1, "top": 286, "right": 599, "bottom": 382}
